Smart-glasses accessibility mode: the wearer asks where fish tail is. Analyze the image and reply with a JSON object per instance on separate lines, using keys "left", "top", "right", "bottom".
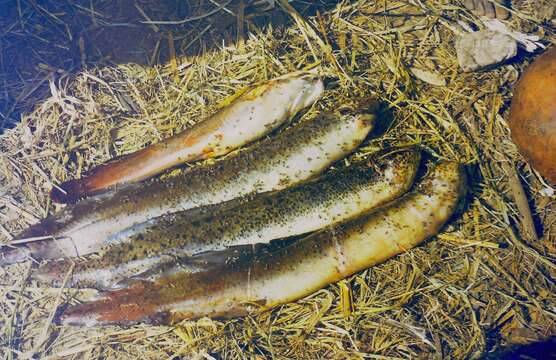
{"left": 2, "top": 219, "right": 66, "bottom": 265}
{"left": 60, "top": 281, "right": 162, "bottom": 326}
{"left": 51, "top": 151, "right": 146, "bottom": 204}
{"left": 60, "top": 300, "right": 113, "bottom": 326}
{"left": 0, "top": 239, "right": 69, "bottom": 265}
{"left": 50, "top": 179, "right": 89, "bottom": 204}
{"left": 32, "top": 260, "right": 71, "bottom": 287}
{"left": 52, "top": 150, "right": 143, "bottom": 203}
{"left": 0, "top": 246, "right": 30, "bottom": 266}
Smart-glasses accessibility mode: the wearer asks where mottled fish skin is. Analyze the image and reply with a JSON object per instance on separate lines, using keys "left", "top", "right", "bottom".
{"left": 60, "top": 161, "right": 466, "bottom": 326}
{"left": 1, "top": 106, "right": 376, "bottom": 265}
{"left": 35, "top": 150, "right": 422, "bottom": 289}
{"left": 51, "top": 71, "right": 325, "bottom": 203}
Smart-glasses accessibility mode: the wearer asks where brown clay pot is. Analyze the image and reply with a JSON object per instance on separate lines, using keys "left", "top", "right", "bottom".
{"left": 509, "top": 46, "right": 556, "bottom": 184}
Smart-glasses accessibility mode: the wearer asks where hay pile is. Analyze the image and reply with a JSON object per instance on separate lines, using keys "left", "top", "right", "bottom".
{"left": 1, "top": 0, "right": 555, "bottom": 358}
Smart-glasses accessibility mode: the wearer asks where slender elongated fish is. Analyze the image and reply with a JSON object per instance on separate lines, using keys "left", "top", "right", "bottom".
{"left": 1, "top": 104, "right": 376, "bottom": 265}
{"left": 60, "top": 161, "right": 466, "bottom": 326}
{"left": 51, "top": 71, "right": 324, "bottom": 203}
{"left": 35, "top": 150, "right": 421, "bottom": 289}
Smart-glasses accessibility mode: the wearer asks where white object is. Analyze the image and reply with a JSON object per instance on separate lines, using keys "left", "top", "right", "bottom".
{"left": 456, "top": 30, "right": 517, "bottom": 72}
{"left": 483, "top": 19, "right": 545, "bottom": 53}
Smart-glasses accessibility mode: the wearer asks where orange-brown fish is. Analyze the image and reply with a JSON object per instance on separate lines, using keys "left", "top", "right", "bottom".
{"left": 1, "top": 104, "right": 376, "bottom": 265}
{"left": 51, "top": 70, "right": 324, "bottom": 203}
{"left": 34, "top": 150, "right": 421, "bottom": 290}
{"left": 60, "top": 161, "right": 466, "bottom": 326}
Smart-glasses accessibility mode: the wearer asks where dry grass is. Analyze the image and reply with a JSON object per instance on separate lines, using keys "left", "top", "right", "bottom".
{"left": 1, "top": 0, "right": 556, "bottom": 358}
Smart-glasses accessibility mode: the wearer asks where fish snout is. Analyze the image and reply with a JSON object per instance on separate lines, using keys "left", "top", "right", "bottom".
{"left": 290, "top": 77, "right": 324, "bottom": 112}
{"left": 383, "top": 149, "right": 422, "bottom": 186}
{"left": 353, "top": 112, "right": 377, "bottom": 131}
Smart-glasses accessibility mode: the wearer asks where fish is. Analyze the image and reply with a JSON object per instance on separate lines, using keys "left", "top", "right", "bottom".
{"left": 59, "top": 161, "right": 466, "bottom": 326}
{"left": 51, "top": 70, "right": 324, "bottom": 203}
{"left": 34, "top": 150, "right": 422, "bottom": 289}
{"left": 1, "top": 103, "right": 377, "bottom": 265}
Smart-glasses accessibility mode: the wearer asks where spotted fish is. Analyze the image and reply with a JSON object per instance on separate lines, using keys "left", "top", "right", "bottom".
{"left": 34, "top": 150, "right": 421, "bottom": 289}
{"left": 60, "top": 161, "right": 466, "bottom": 326}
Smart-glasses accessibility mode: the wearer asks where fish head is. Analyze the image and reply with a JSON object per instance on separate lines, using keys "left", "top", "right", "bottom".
{"left": 370, "top": 149, "right": 422, "bottom": 188}
{"left": 292, "top": 71, "right": 325, "bottom": 110}
{"left": 335, "top": 98, "right": 382, "bottom": 130}
{"left": 335, "top": 106, "right": 376, "bottom": 131}
{"left": 273, "top": 70, "right": 325, "bottom": 113}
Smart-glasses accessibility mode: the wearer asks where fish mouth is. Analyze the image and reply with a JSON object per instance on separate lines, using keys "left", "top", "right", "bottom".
{"left": 273, "top": 69, "right": 324, "bottom": 112}
{"left": 354, "top": 113, "right": 377, "bottom": 129}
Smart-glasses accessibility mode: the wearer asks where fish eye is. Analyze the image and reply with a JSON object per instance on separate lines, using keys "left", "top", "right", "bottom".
{"left": 337, "top": 106, "right": 353, "bottom": 115}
